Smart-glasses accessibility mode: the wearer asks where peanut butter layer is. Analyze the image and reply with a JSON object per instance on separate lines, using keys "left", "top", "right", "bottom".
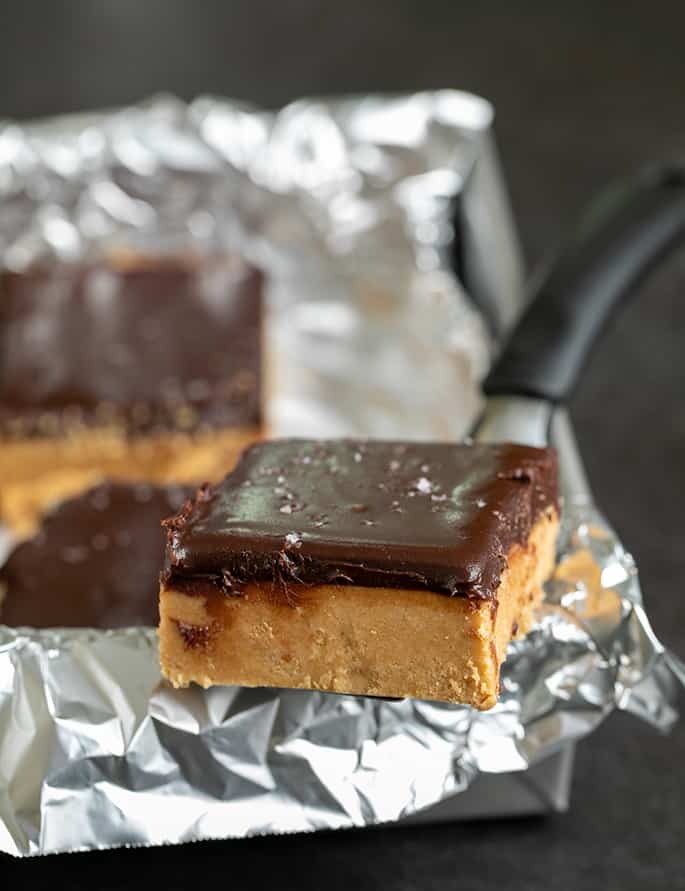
{"left": 159, "top": 439, "right": 559, "bottom": 707}
{"left": 0, "top": 425, "right": 260, "bottom": 537}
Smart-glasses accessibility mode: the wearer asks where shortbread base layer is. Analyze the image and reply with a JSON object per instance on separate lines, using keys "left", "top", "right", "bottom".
{"left": 159, "top": 507, "right": 558, "bottom": 710}
{"left": 0, "top": 425, "right": 260, "bottom": 537}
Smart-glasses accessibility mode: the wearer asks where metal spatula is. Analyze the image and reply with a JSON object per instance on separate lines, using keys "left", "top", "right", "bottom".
{"left": 473, "top": 164, "right": 685, "bottom": 508}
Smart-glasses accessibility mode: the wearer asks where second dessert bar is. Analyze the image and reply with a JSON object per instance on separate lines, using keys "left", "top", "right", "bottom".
{"left": 0, "top": 253, "right": 262, "bottom": 534}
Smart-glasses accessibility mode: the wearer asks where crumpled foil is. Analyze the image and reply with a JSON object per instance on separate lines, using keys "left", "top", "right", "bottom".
{"left": 1, "top": 496, "right": 683, "bottom": 856}
{"left": 1, "top": 94, "right": 683, "bottom": 857}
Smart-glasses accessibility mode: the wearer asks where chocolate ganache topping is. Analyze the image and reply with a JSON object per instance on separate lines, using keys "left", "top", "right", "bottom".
{"left": 164, "top": 439, "right": 558, "bottom": 601}
{"left": 0, "top": 255, "right": 262, "bottom": 438}
{"left": 0, "top": 482, "right": 190, "bottom": 628}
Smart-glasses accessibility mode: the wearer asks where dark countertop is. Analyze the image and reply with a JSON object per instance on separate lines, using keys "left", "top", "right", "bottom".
{"left": 2, "top": 2, "right": 684, "bottom": 888}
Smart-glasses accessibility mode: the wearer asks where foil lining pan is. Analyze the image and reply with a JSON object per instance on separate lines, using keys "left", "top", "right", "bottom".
{"left": 1, "top": 496, "right": 683, "bottom": 856}
{"left": 1, "top": 93, "right": 683, "bottom": 857}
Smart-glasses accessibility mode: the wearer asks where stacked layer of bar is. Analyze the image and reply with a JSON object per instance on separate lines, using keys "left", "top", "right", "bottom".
{"left": 159, "top": 439, "right": 559, "bottom": 709}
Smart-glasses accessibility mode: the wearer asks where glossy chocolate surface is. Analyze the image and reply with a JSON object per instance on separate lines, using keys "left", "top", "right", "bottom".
{"left": 0, "top": 482, "right": 189, "bottom": 628}
{"left": 0, "top": 256, "right": 262, "bottom": 437}
{"left": 165, "top": 439, "right": 558, "bottom": 600}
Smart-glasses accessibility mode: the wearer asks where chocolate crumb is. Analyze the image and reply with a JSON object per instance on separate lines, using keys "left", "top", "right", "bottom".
{"left": 174, "top": 620, "right": 218, "bottom": 650}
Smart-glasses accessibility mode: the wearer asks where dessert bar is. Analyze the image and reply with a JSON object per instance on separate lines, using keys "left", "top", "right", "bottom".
{"left": 159, "top": 439, "right": 559, "bottom": 709}
{"left": 0, "top": 253, "right": 262, "bottom": 534}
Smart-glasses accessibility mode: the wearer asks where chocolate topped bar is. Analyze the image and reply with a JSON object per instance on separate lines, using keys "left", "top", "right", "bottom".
{"left": 159, "top": 438, "right": 560, "bottom": 707}
{"left": 0, "top": 255, "right": 262, "bottom": 438}
{"left": 0, "top": 482, "right": 189, "bottom": 629}
{"left": 165, "top": 439, "right": 558, "bottom": 601}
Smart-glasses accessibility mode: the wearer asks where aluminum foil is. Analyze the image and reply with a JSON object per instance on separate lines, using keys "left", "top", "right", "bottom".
{"left": 1, "top": 94, "right": 683, "bottom": 857}
{"left": 1, "top": 492, "right": 683, "bottom": 857}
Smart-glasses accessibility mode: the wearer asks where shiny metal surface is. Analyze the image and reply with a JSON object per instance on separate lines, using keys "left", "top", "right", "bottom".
{"left": 473, "top": 395, "right": 554, "bottom": 447}
{"left": 550, "top": 409, "right": 593, "bottom": 503}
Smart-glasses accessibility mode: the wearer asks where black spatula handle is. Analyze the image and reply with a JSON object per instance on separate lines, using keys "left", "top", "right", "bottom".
{"left": 484, "top": 164, "right": 685, "bottom": 403}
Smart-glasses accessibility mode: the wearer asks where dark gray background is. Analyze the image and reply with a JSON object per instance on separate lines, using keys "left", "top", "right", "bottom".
{"left": 2, "top": 2, "right": 684, "bottom": 888}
